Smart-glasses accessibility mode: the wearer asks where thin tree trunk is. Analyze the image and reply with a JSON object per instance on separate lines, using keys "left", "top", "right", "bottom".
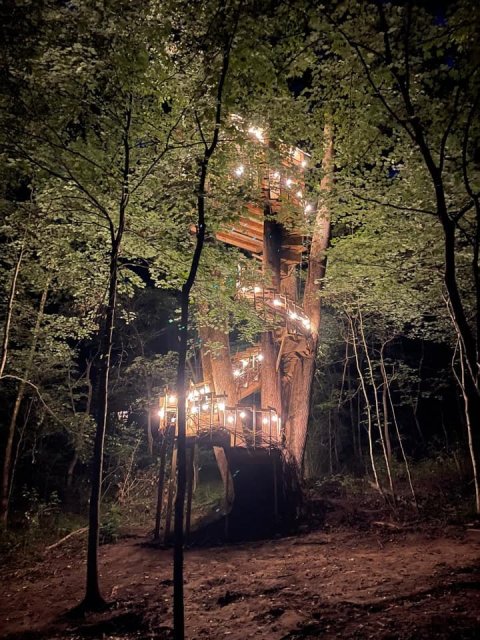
{"left": 348, "top": 314, "right": 382, "bottom": 494}
{"left": 0, "top": 239, "right": 25, "bottom": 379}
{"left": 0, "top": 278, "right": 49, "bottom": 526}
{"left": 410, "top": 341, "right": 425, "bottom": 443}
{"left": 379, "top": 349, "right": 418, "bottom": 509}
{"left": 154, "top": 424, "right": 173, "bottom": 540}
{"left": 8, "top": 399, "right": 33, "bottom": 506}
{"left": 146, "top": 407, "right": 153, "bottom": 457}
{"left": 82, "top": 243, "right": 120, "bottom": 610}
{"left": 173, "top": 39, "right": 233, "bottom": 639}
{"left": 357, "top": 310, "right": 396, "bottom": 505}
{"left": 381, "top": 367, "right": 392, "bottom": 464}
{"left": 68, "top": 360, "right": 94, "bottom": 489}
{"left": 327, "top": 410, "right": 333, "bottom": 474}
{"left": 81, "top": 98, "right": 131, "bottom": 612}
{"left": 453, "top": 339, "right": 480, "bottom": 513}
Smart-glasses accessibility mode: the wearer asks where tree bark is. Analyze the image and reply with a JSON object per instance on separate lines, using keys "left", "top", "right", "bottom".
{"left": 282, "top": 124, "right": 333, "bottom": 471}
{"left": 82, "top": 242, "right": 120, "bottom": 611}
{"left": 261, "top": 216, "right": 283, "bottom": 415}
{"left": 199, "top": 325, "right": 236, "bottom": 404}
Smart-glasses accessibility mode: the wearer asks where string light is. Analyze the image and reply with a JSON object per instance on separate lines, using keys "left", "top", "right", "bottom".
{"left": 157, "top": 138, "right": 312, "bottom": 437}
{"left": 248, "top": 126, "right": 264, "bottom": 142}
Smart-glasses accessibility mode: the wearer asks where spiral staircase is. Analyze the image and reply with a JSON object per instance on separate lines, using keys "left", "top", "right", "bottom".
{"left": 155, "top": 141, "right": 310, "bottom": 540}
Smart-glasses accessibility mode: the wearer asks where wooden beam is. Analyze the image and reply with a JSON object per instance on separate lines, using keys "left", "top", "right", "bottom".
{"left": 216, "top": 230, "right": 263, "bottom": 253}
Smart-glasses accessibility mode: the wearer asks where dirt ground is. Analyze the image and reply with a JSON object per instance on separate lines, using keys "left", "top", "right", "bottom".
{"left": 1, "top": 518, "right": 480, "bottom": 639}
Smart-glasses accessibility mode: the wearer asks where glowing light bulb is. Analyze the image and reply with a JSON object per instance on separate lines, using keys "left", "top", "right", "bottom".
{"left": 235, "top": 165, "right": 245, "bottom": 177}
{"left": 301, "top": 159, "right": 307, "bottom": 168}
{"left": 248, "top": 126, "right": 264, "bottom": 142}
{"left": 271, "top": 414, "right": 278, "bottom": 422}
{"left": 289, "top": 311, "right": 298, "bottom": 320}
{"left": 158, "top": 408, "right": 165, "bottom": 419}
{"left": 241, "top": 359, "right": 248, "bottom": 367}
{"left": 170, "top": 417, "right": 176, "bottom": 424}
{"left": 191, "top": 405, "right": 199, "bottom": 414}
{"left": 273, "top": 298, "right": 283, "bottom": 307}
{"left": 187, "top": 391, "right": 194, "bottom": 401}
{"left": 262, "top": 417, "right": 268, "bottom": 425}
{"left": 304, "top": 204, "right": 312, "bottom": 213}
{"left": 257, "top": 353, "right": 264, "bottom": 361}
{"left": 202, "top": 403, "right": 209, "bottom": 411}
{"left": 296, "top": 190, "right": 302, "bottom": 199}
{"left": 218, "top": 402, "right": 226, "bottom": 411}
{"left": 272, "top": 171, "right": 280, "bottom": 180}
{"left": 227, "top": 415, "right": 235, "bottom": 424}
{"left": 233, "top": 369, "right": 241, "bottom": 377}
{"left": 204, "top": 384, "right": 210, "bottom": 393}
{"left": 239, "top": 411, "right": 246, "bottom": 419}
{"left": 302, "top": 318, "right": 311, "bottom": 329}
{"left": 254, "top": 286, "right": 262, "bottom": 293}
{"left": 168, "top": 395, "right": 176, "bottom": 403}
{"left": 285, "top": 178, "right": 293, "bottom": 188}
{"left": 193, "top": 389, "right": 199, "bottom": 398}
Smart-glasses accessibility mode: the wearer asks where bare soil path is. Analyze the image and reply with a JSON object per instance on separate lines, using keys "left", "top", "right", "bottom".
{"left": 1, "top": 525, "right": 479, "bottom": 639}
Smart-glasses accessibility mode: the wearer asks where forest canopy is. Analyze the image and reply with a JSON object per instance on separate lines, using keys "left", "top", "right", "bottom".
{"left": 0, "top": 0, "right": 479, "bottom": 631}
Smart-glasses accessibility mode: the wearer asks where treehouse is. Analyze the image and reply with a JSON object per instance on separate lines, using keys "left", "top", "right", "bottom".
{"left": 155, "top": 129, "right": 313, "bottom": 541}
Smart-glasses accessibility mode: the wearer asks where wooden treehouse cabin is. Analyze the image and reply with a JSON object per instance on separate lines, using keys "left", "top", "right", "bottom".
{"left": 155, "top": 130, "right": 313, "bottom": 541}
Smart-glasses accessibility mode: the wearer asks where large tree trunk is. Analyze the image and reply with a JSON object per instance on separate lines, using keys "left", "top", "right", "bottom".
{"left": 0, "top": 278, "right": 49, "bottom": 526}
{"left": 199, "top": 325, "right": 236, "bottom": 404}
{"left": 261, "top": 217, "right": 282, "bottom": 415}
{"left": 282, "top": 124, "right": 333, "bottom": 471}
